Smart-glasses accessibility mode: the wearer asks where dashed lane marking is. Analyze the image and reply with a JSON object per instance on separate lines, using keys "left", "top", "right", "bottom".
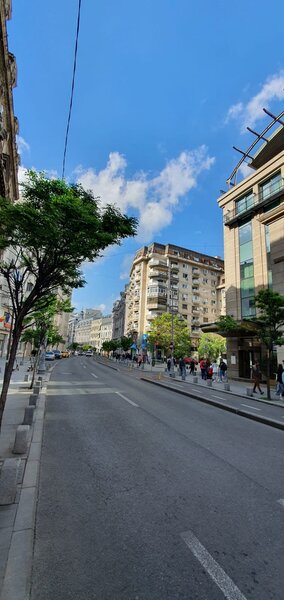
{"left": 115, "top": 391, "right": 139, "bottom": 407}
{"left": 181, "top": 529, "right": 248, "bottom": 600}
{"left": 91, "top": 372, "right": 98, "bottom": 378}
{"left": 241, "top": 404, "right": 261, "bottom": 411}
{"left": 277, "top": 499, "right": 284, "bottom": 508}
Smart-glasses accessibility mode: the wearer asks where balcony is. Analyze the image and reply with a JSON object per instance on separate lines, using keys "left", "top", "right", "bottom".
{"left": 149, "top": 259, "right": 168, "bottom": 269}
{"left": 149, "top": 270, "right": 168, "bottom": 279}
{"left": 224, "top": 178, "right": 284, "bottom": 226}
{"left": 170, "top": 264, "right": 179, "bottom": 273}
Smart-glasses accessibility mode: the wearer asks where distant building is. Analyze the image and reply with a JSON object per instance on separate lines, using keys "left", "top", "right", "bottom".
{"left": 112, "top": 287, "right": 127, "bottom": 340}
{"left": 71, "top": 308, "right": 102, "bottom": 346}
{"left": 90, "top": 315, "right": 113, "bottom": 352}
{"left": 124, "top": 243, "right": 224, "bottom": 351}
{"left": 217, "top": 113, "right": 284, "bottom": 378}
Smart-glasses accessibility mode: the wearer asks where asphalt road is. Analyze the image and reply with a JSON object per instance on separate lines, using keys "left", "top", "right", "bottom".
{"left": 30, "top": 356, "right": 284, "bottom": 600}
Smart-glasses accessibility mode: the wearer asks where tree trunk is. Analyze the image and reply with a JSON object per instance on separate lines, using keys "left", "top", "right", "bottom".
{"left": 266, "top": 348, "right": 271, "bottom": 400}
{"left": 0, "top": 322, "right": 22, "bottom": 429}
{"left": 29, "top": 349, "right": 40, "bottom": 390}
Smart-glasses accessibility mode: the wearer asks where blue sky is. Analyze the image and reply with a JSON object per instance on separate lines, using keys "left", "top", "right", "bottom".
{"left": 9, "top": 0, "right": 284, "bottom": 314}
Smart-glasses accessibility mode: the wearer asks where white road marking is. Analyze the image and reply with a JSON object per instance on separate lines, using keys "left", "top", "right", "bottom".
{"left": 277, "top": 499, "right": 284, "bottom": 508}
{"left": 83, "top": 365, "right": 87, "bottom": 369}
{"left": 212, "top": 395, "right": 226, "bottom": 401}
{"left": 241, "top": 404, "right": 261, "bottom": 411}
{"left": 181, "top": 530, "right": 248, "bottom": 600}
{"left": 91, "top": 372, "right": 98, "bottom": 378}
{"left": 115, "top": 391, "right": 139, "bottom": 407}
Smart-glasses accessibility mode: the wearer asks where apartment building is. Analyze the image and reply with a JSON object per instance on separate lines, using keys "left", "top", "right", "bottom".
{"left": 89, "top": 315, "right": 112, "bottom": 351}
{"left": 112, "top": 287, "right": 127, "bottom": 339}
{"left": 0, "top": 1, "right": 19, "bottom": 356}
{"left": 217, "top": 115, "right": 284, "bottom": 378}
{"left": 124, "top": 243, "right": 224, "bottom": 350}
{"left": 67, "top": 308, "right": 102, "bottom": 345}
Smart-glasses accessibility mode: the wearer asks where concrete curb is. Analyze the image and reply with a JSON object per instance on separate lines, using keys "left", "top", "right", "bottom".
{"left": 0, "top": 376, "right": 50, "bottom": 600}
{"left": 150, "top": 374, "right": 284, "bottom": 410}
{"left": 93, "top": 359, "right": 119, "bottom": 372}
{"left": 140, "top": 377, "right": 284, "bottom": 432}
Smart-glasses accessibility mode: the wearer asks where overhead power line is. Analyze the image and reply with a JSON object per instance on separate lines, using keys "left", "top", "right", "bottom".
{"left": 61, "top": 0, "right": 82, "bottom": 180}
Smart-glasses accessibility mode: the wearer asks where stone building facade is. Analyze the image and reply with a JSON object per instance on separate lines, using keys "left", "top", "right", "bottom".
{"left": 0, "top": 1, "right": 19, "bottom": 356}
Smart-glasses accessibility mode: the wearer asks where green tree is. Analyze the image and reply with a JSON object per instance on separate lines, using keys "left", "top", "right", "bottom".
{"left": 102, "top": 339, "right": 119, "bottom": 356}
{"left": 253, "top": 289, "right": 284, "bottom": 399}
{"left": 148, "top": 313, "right": 191, "bottom": 359}
{"left": 198, "top": 333, "right": 226, "bottom": 361}
{"left": 120, "top": 336, "right": 132, "bottom": 352}
{"left": 0, "top": 171, "right": 137, "bottom": 426}
{"left": 68, "top": 342, "right": 79, "bottom": 351}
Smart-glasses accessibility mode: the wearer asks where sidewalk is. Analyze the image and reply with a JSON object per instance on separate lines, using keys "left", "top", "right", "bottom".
{"left": 0, "top": 358, "right": 51, "bottom": 600}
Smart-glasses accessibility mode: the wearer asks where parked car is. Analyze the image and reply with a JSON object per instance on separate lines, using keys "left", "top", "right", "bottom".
{"left": 78, "top": 351, "right": 84, "bottom": 356}
{"left": 45, "top": 351, "right": 55, "bottom": 361}
{"left": 61, "top": 350, "right": 70, "bottom": 358}
{"left": 85, "top": 350, "right": 93, "bottom": 357}
{"left": 52, "top": 350, "right": 62, "bottom": 359}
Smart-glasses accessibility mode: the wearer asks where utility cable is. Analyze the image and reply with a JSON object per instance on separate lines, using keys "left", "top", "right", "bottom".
{"left": 61, "top": 0, "right": 82, "bottom": 180}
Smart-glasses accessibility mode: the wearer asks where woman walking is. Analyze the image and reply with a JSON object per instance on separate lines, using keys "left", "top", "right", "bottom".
{"left": 252, "top": 361, "right": 264, "bottom": 395}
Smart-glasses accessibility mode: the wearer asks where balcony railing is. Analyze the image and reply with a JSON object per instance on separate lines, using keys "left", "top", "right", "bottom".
{"left": 149, "top": 270, "right": 168, "bottom": 279}
{"left": 224, "top": 178, "right": 284, "bottom": 225}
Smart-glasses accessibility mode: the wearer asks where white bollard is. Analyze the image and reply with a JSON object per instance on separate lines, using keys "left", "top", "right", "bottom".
{"left": 23, "top": 406, "right": 35, "bottom": 426}
{"left": 246, "top": 387, "right": 253, "bottom": 397}
{"left": 13, "top": 425, "right": 30, "bottom": 454}
{"left": 207, "top": 380, "right": 212, "bottom": 387}
{"left": 0, "top": 458, "right": 21, "bottom": 504}
{"left": 29, "top": 394, "right": 38, "bottom": 406}
{"left": 224, "top": 383, "right": 230, "bottom": 391}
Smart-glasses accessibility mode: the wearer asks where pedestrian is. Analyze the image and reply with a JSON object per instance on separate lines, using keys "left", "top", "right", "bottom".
{"left": 179, "top": 357, "right": 186, "bottom": 377}
{"left": 189, "top": 360, "right": 195, "bottom": 375}
{"left": 276, "top": 364, "right": 283, "bottom": 396}
{"left": 252, "top": 361, "right": 264, "bottom": 395}
{"left": 167, "top": 357, "right": 171, "bottom": 373}
{"left": 200, "top": 358, "right": 207, "bottom": 380}
{"left": 219, "top": 360, "right": 227, "bottom": 382}
{"left": 211, "top": 360, "right": 218, "bottom": 381}
{"left": 138, "top": 355, "right": 142, "bottom": 368}
{"left": 207, "top": 362, "right": 213, "bottom": 380}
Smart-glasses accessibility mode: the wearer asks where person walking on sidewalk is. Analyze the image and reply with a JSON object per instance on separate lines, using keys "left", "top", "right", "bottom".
{"left": 219, "top": 360, "right": 227, "bottom": 382}
{"left": 276, "top": 363, "right": 284, "bottom": 396}
{"left": 252, "top": 361, "right": 264, "bottom": 395}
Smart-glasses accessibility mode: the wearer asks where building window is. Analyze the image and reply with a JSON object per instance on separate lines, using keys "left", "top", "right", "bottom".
{"left": 239, "top": 219, "right": 255, "bottom": 318}
{"left": 183, "top": 273, "right": 188, "bottom": 279}
{"left": 260, "top": 171, "right": 282, "bottom": 201}
{"left": 182, "top": 283, "right": 188, "bottom": 289}
{"left": 182, "top": 303, "right": 187, "bottom": 309}
{"left": 236, "top": 190, "right": 254, "bottom": 215}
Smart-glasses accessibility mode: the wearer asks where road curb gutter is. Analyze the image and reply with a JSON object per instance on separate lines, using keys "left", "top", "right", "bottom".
{"left": 93, "top": 359, "right": 119, "bottom": 372}
{"left": 140, "top": 377, "right": 284, "bottom": 431}
{"left": 0, "top": 377, "right": 50, "bottom": 600}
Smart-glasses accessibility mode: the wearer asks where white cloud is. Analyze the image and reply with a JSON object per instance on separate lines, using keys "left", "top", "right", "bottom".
{"left": 226, "top": 70, "right": 284, "bottom": 131}
{"left": 76, "top": 146, "right": 214, "bottom": 242}
{"left": 17, "top": 136, "right": 30, "bottom": 155}
{"left": 94, "top": 303, "right": 106, "bottom": 313}
{"left": 238, "top": 162, "right": 254, "bottom": 179}
{"left": 119, "top": 253, "right": 134, "bottom": 280}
